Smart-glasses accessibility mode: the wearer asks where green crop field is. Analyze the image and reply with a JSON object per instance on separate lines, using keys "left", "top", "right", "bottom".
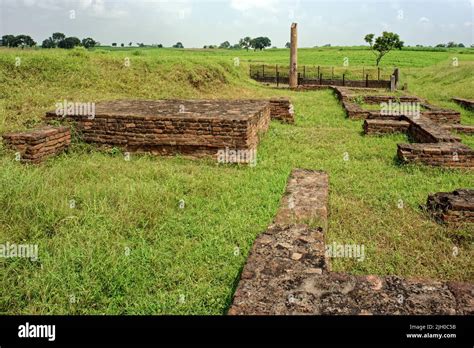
{"left": 0, "top": 46, "right": 473, "bottom": 314}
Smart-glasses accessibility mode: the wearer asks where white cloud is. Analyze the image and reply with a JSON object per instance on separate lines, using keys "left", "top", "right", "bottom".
{"left": 419, "top": 17, "right": 430, "bottom": 23}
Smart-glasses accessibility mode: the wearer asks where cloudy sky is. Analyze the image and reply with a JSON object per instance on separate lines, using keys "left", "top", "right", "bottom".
{"left": 0, "top": 0, "right": 472, "bottom": 47}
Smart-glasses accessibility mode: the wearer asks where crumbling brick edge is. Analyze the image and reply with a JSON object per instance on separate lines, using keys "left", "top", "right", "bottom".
{"left": 228, "top": 169, "right": 474, "bottom": 315}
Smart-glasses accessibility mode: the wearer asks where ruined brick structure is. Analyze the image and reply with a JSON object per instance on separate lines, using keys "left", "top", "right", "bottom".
{"left": 363, "top": 119, "right": 410, "bottom": 135}
{"left": 403, "top": 115, "right": 461, "bottom": 143}
{"left": 397, "top": 143, "right": 474, "bottom": 168}
{"left": 2, "top": 126, "right": 70, "bottom": 164}
{"left": 228, "top": 169, "right": 474, "bottom": 315}
{"left": 426, "top": 189, "right": 474, "bottom": 226}
{"left": 44, "top": 99, "right": 293, "bottom": 161}
{"left": 342, "top": 86, "right": 474, "bottom": 169}
{"left": 268, "top": 98, "right": 295, "bottom": 124}
{"left": 336, "top": 88, "right": 461, "bottom": 124}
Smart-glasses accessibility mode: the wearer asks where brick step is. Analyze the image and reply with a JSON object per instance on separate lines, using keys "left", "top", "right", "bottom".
{"left": 397, "top": 143, "right": 474, "bottom": 168}
{"left": 2, "top": 126, "right": 70, "bottom": 164}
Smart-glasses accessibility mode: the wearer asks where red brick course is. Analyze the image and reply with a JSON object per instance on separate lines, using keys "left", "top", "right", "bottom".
{"left": 2, "top": 126, "right": 70, "bottom": 164}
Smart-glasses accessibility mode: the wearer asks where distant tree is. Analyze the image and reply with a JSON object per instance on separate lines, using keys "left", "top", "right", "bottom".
{"left": 219, "top": 41, "right": 231, "bottom": 49}
{"left": 9, "top": 35, "right": 36, "bottom": 47}
{"left": 42, "top": 38, "right": 55, "bottom": 48}
{"left": 112, "top": 43, "right": 117, "bottom": 47}
{"left": 138, "top": 43, "right": 145, "bottom": 47}
{"left": 239, "top": 36, "right": 252, "bottom": 51}
{"left": 231, "top": 43, "right": 241, "bottom": 49}
{"left": 446, "top": 41, "right": 457, "bottom": 48}
{"left": 250, "top": 37, "right": 271, "bottom": 51}
{"left": 173, "top": 42, "right": 184, "bottom": 48}
{"left": 364, "top": 32, "right": 404, "bottom": 66}
{"left": 58, "top": 37, "right": 80, "bottom": 49}
{"left": 458, "top": 43, "right": 465, "bottom": 48}
{"left": 1, "top": 35, "right": 16, "bottom": 47}
{"left": 129, "top": 42, "right": 133, "bottom": 47}
{"left": 323, "top": 44, "right": 331, "bottom": 47}
{"left": 157, "top": 44, "right": 163, "bottom": 48}
{"left": 120, "top": 43, "right": 125, "bottom": 47}
{"left": 285, "top": 42, "right": 291, "bottom": 49}
{"left": 52, "top": 32, "right": 66, "bottom": 46}
{"left": 435, "top": 43, "right": 446, "bottom": 48}
{"left": 82, "top": 37, "right": 97, "bottom": 49}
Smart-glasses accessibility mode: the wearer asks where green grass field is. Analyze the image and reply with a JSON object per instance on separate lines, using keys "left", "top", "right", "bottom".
{"left": 0, "top": 46, "right": 473, "bottom": 314}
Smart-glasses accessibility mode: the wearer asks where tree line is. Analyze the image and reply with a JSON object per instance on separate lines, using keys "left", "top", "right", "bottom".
{"left": 1, "top": 32, "right": 97, "bottom": 49}
{"left": 204, "top": 37, "right": 272, "bottom": 51}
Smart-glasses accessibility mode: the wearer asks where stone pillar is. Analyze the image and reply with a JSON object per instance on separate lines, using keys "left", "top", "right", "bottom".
{"left": 390, "top": 75, "right": 396, "bottom": 91}
{"left": 289, "top": 23, "right": 298, "bottom": 88}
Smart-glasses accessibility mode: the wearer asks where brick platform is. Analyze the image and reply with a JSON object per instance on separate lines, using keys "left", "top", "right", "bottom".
{"left": 2, "top": 126, "right": 70, "bottom": 164}
{"left": 426, "top": 189, "right": 474, "bottom": 227}
{"left": 46, "top": 100, "right": 272, "bottom": 160}
{"left": 228, "top": 169, "right": 474, "bottom": 315}
{"left": 363, "top": 119, "right": 410, "bottom": 135}
{"left": 397, "top": 143, "right": 474, "bottom": 168}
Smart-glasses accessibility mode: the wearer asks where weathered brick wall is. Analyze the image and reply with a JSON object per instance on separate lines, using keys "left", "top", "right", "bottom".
{"left": 363, "top": 95, "right": 423, "bottom": 104}
{"left": 363, "top": 119, "right": 410, "bottom": 135}
{"left": 2, "top": 126, "right": 70, "bottom": 164}
{"left": 269, "top": 98, "right": 295, "bottom": 124}
{"left": 443, "top": 124, "right": 474, "bottom": 135}
{"left": 426, "top": 189, "right": 474, "bottom": 226}
{"left": 421, "top": 108, "right": 461, "bottom": 125}
{"left": 229, "top": 169, "right": 474, "bottom": 315}
{"left": 397, "top": 143, "right": 474, "bottom": 168}
{"left": 403, "top": 116, "right": 461, "bottom": 143}
{"left": 45, "top": 100, "right": 271, "bottom": 158}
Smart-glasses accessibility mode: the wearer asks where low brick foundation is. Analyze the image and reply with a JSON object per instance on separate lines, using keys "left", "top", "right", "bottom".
{"left": 453, "top": 97, "right": 474, "bottom": 111}
{"left": 403, "top": 116, "right": 461, "bottom": 143}
{"left": 363, "top": 119, "right": 410, "bottom": 135}
{"left": 46, "top": 100, "right": 272, "bottom": 161}
{"left": 333, "top": 87, "right": 461, "bottom": 124}
{"left": 442, "top": 124, "right": 474, "bottom": 135}
{"left": 351, "top": 87, "right": 472, "bottom": 168}
{"left": 426, "top": 189, "right": 474, "bottom": 227}
{"left": 397, "top": 143, "right": 474, "bottom": 168}
{"left": 2, "top": 126, "right": 70, "bottom": 164}
{"left": 228, "top": 169, "right": 474, "bottom": 315}
{"left": 269, "top": 98, "right": 295, "bottom": 124}
{"left": 228, "top": 169, "right": 331, "bottom": 315}
{"left": 363, "top": 95, "right": 423, "bottom": 104}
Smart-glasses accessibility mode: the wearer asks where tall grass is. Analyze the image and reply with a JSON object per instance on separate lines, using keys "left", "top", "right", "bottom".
{"left": 0, "top": 47, "right": 473, "bottom": 314}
